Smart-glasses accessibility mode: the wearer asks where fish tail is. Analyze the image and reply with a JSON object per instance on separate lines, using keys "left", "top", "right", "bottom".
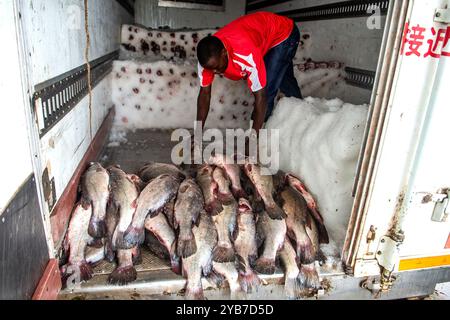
{"left": 121, "top": 227, "right": 145, "bottom": 249}
{"left": 177, "top": 231, "right": 197, "bottom": 258}
{"left": 297, "top": 241, "right": 316, "bottom": 265}
{"left": 318, "top": 223, "right": 330, "bottom": 244}
{"left": 284, "top": 274, "right": 304, "bottom": 300}
{"left": 238, "top": 270, "right": 261, "bottom": 294}
{"left": 88, "top": 216, "right": 107, "bottom": 239}
{"left": 108, "top": 265, "right": 137, "bottom": 286}
{"left": 212, "top": 245, "right": 235, "bottom": 263}
{"left": 104, "top": 240, "right": 116, "bottom": 263}
{"left": 61, "top": 261, "right": 94, "bottom": 287}
{"left": 298, "top": 264, "right": 320, "bottom": 290}
{"left": 266, "top": 205, "right": 287, "bottom": 220}
{"left": 254, "top": 257, "right": 276, "bottom": 275}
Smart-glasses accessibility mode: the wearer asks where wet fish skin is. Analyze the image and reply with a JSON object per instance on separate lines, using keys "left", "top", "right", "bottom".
{"left": 208, "top": 154, "right": 247, "bottom": 199}
{"left": 81, "top": 162, "right": 110, "bottom": 239}
{"left": 174, "top": 179, "right": 204, "bottom": 258}
{"left": 212, "top": 262, "right": 247, "bottom": 300}
{"left": 121, "top": 174, "right": 180, "bottom": 249}
{"left": 279, "top": 239, "right": 304, "bottom": 300}
{"left": 196, "top": 165, "right": 223, "bottom": 216}
{"left": 144, "top": 214, "right": 181, "bottom": 275}
{"left": 234, "top": 199, "right": 261, "bottom": 293}
{"left": 182, "top": 213, "right": 217, "bottom": 300}
{"left": 139, "top": 162, "right": 186, "bottom": 183}
{"left": 85, "top": 245, "right": 105, "bottom": 266}
{"left": 285, "top": 173, "right": 329, "bottom": 244}
{"left": 61, "top": 203, "right": 94, "bottom": 284}
{"left": 212, "top": 200, "right": 237, "bottom": 263}
{"left": 255, "top": 211, "right": 287, "bottom": 275}
{"left": 107, "top": 166, "right": 140, "bottom": 251}
{"left": 212, "top": 167, "right": 235, "bottom": 205}
{"left": 243, "top": 162, "right": 286, "bottom": 220}
{"left": 280, "top": 187, "right": 316, "bottom": 265}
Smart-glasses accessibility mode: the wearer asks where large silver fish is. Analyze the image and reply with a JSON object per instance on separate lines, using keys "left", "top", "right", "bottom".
{"left": 279, "top": 239, "right": 304, "bottom": 299}
{"left": 61, "top": 203, "right": 94, "bottom": 284}
{"left": 144, "top": 214, "right": 181, "bottom": 275}
{"left": 121, "top": 174, "right": 180, "bottom": 249}
{"left": 280, "top": 186, "right": 316, "bottom": 265}
{"left": 212, "top": 262, "right": 247, "bottom": 300}
{"left": 196, "top": 165, "right": 223, "bottom": 216}
{"left": 243, "top": 162, "right": 286, "bottom": 220}
{"left": 174, "top": 179, "right": 204, "bottom": 258}
{"left": 208, "top": 154, "right": 247, "bottom": 199}
{"left": 212, "top": 167, "right": 235, "bottom": 205}
{"left": 107, "top": 166, "right": 140, "bottom": 251}
{"left": 139, "top": 162, "right": 186, "bottom": 183}
{"left": 233, "top": 199, "right": 260, "bottom": 293}
{"left": 81, "top": 162, "right": 110, "bottom": 238}
{"left": 182, "top": 213, "right": 217, "bottom": 300}
{"left": 255, "top": 211, "right": 287, "bottom": 274}
{"left": 212, "top": 200, "right": 237, "bottom": 263}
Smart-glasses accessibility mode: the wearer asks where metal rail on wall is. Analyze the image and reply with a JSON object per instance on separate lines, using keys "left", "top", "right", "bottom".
{"left": 247, "top": 0, "right": 390, "bottom": 21}
{"left": 345, "top": 67, "right": 376, "bottom": 90}
{"left": 246, "top": 0, "right": 292, "bottom": 12}
{"left": 32, "top": 51, "right": 119, "bottom": 138}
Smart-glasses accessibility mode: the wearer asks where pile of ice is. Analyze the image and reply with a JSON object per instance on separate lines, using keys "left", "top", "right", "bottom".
{"left": 121, "top": 24, "right": 313, "bottom": 64}
{"left": 262, "top": 97, "right": 369, "bottom": 262}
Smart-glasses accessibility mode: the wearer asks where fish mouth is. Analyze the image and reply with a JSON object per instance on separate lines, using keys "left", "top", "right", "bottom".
{"left": 238, "top": 200, "right": 252, "bottom": 213}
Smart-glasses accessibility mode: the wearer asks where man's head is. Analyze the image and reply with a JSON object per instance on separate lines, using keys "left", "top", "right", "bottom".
{"left": 197, "top": 36, "right": 228, "bottom": 74}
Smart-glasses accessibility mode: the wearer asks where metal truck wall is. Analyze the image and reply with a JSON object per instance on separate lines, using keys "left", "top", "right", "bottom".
{"left": 16, "top": 0, "right": 133, "bottom": 249}
{"left": 135, "top": 0, "right": 246, "bottom": 29}
{"left": 247, "top": 0, "right": 387, "bottom": 105}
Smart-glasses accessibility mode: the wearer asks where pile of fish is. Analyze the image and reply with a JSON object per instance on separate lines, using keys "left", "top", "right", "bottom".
{"left": 60, "top": 155, "right": 329, "bottom": 300}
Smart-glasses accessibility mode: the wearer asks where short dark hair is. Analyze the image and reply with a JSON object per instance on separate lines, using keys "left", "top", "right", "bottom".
{"left": 197, "top": 36, "right": 224, "bottom": 66}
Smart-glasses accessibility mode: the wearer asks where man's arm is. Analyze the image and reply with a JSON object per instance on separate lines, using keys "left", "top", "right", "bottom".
{"left": 197, "top": 85, "right": 212, "bottom": 129}
{"left": 252, "top": 88, "right": 267, "bottom": 135}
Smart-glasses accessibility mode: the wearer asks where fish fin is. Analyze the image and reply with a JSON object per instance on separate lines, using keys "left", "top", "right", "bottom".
{"left": 207, "top": 271, "right": 224, "bottom": 288}
{"left": 232, "top": 223, "right": 239, "bottom": 242}
{"left": 232, "top": 187, "right": 248, "bottom": 200}
{"left": 108, "top": 266, "right": 137, "bottom": 286}
{"left": 284, "top": 274, "right": 303, "bottom": 300}
{"left": 206, "top": 200, "right": 223, "bottom": 216}
{"left": 80, "top": 196, "right": 91, "bottom": 211}
{"left": 132, "top": 247, "right": 143, "bottom": 266}
{"left": 177, "top": 232, "right": 197, "bottom": 258}
{"left": 88, "top": 216, "right": 106, "bottom": 239}
{"left": 121, "top": 227, "right": 145, "bottom": 249}
{"left": 316, "top": 249, "right": 327, "bottom": 266}
{"left": 254, "top": 257, "right": 276, "bottom": 275}
{"left": 217, "top": 192, "right": 235, "bottom": 205}
{"left": 170, "top": 241, "right": 181, "bottom": 275}
{"left": 298, "top": 264, "right": 320, "bottom": 290}
{"left": 265, "top": 205, "right": 287, "bottom": 220}
{"left": 317, "top": 222, "right": 330, "bottom": 244}
{"left": 238, "top": 270, "right": 261, "bottom": 294}
{"left": 212, "top": 245, "right": 235, "bottom": 263}
{"left": 104, "top": 241, "right": 116, "bottom": 263}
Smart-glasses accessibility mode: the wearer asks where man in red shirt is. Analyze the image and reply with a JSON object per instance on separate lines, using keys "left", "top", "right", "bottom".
{"left": 196, "top": 12, "right": 302, "bottom": 135}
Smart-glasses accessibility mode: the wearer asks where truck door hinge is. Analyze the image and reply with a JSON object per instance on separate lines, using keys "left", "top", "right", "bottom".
{"left": 434, "top": 8, "right": 450, "bottom": 24}
{"left": 431, "top": 189, "right": 449, "bottom": 222}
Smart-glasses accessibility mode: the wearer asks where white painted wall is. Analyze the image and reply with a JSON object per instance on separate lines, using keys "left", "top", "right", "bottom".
{"left": 135, "top": 0, "right": 246, "bottom": 29}
{"left": 16, "top": 0, "right": 132, "bottom": 223}
{"left": 248, "top": 0, "right": 386, "bottom": 104}
{"left": 0, "top": 0, "right": 33, "bottom": 215}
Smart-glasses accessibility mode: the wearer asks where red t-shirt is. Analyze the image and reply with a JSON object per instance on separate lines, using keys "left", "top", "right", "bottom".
{"left": 198, "top": 12, "right": 294, "bottom": 92}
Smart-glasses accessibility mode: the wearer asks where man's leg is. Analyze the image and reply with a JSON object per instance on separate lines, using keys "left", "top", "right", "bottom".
{"left": 264, "top": 47, "right": 290, "bottom": 122}
{"left": 280, "top": 61, "right": 303, "bottom": 99}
